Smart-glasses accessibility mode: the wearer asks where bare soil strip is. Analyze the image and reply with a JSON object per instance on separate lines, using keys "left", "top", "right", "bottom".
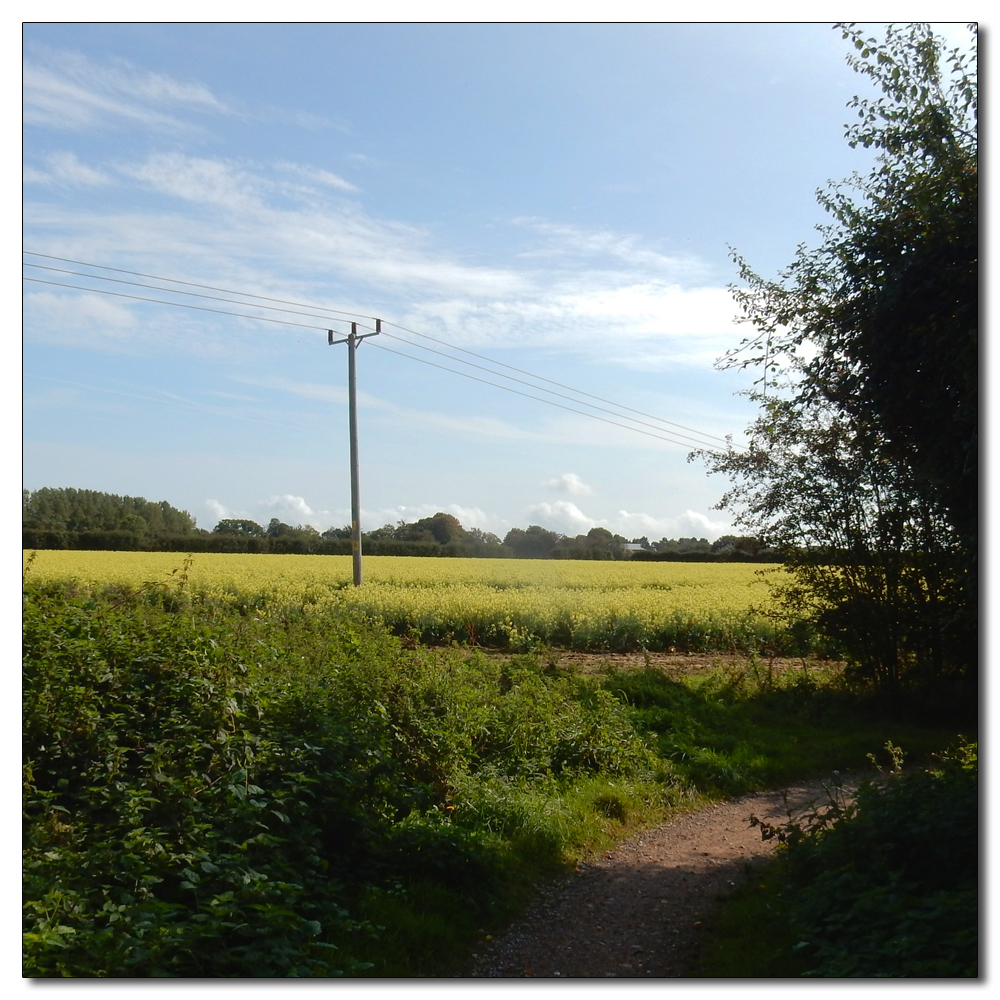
{"left": 464, "top": 778, "right": 848, "bottom": 979}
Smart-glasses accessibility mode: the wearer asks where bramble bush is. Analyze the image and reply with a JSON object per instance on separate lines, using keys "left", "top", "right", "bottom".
{"left": 792, "top": 743, "right": 976, "bottom": 977}
{"left": 742, "top": 741, "right": 978, "bottom": 977}
{"left": 22, "top": 579, "right": 672, "bottom": 977}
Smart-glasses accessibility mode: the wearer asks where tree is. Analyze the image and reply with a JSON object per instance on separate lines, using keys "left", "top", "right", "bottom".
{"left": 22, "top": 487, "right": 197, "bottom": 536}
{"left": 503, "top": 525, "right": 562, "bottom": 559}
{"left": 397, "top": 512, "right": 467, "bottom": 546}
{"left": 711, "top": 535, "right": 764, "bottom": 557}
{"left": 120, "top": 513, "right": 148, "bottom": 535}
{"left": 266, "top": 518, "right": 293, "bottom": 538}
{"left": 697, "top": 23, "right": 976, "bottom": 692}
{"left": 466, "top": 527, "right": 502, "bottom": 547}
{"left": 322, "top": 525, "right": 353, "bottom": 540}
{"left": 213, "top": 518, "right": 265, "bottom": 537}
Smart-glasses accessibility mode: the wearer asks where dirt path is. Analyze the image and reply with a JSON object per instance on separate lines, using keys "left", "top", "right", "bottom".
{"left": 464, "top": 778, "right": 849, "bottom": 978}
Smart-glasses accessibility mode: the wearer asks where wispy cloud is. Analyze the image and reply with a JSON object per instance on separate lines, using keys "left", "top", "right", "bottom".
{"left": 119, "top": 153, "right": 265, "bottom": 211}
{"left": 24, "top": 151, "right": 112, "bottom": 187}
{"left": 513, "top": 216, "right": 707, "bottom": 277}
{"left": 23, "top": 47, "right": 231, "bottom": 132}
{"left": 275, "top": 161, "right": 360, "bottom": 193}
{"left": 23, "top": 291, "right": 138, "bottom": 344}
{"left": 25, "top": 151, "right": 743, "bottom": 372}
{"left": 345, "top": 152, "right": 381, "bottom": 167}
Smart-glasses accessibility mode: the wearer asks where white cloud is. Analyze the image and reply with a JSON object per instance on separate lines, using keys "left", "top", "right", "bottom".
{"left": 527, "top": 501, "right": 596, "bottom": 535}
{"left": 21, "top": 287, "right": 260, "bottom": 363}
{"left": 23, "top": 48, "right": 230, "bottom": 133}
{"left": 524, "top": 502, "right": 735, "bottom": 542}
{"left": 24, "top": 151, "right": 111, "bottom": 187}
{"left": 120, "top": 153, "right": 264, "bottom": 212}
{"left": 84, "top": 151, "right": 526, "bottom": 299}
{"left": 26, "top": 145, "right": 741, "bottom": 366}
{"left": 204, "top": 499, "right": 232, "bottom": 522}
{"left": 442, "top": 505, "right": 501, "bottom": 532}
{"left": 610, "top": 508, "right": 735, "bottom": 541}
{"left": 675, "top": 509, "right": 735, "bottom": 538}
{"left": 513, "top": 216, "right": 707, "bottom": 278}
{"left": 266, "top": 494, "right": 315, "bottom": 522}
{"left": 23, "top": 291, "right": 139, "bottom": 346}
{"left": 199, "top": 496, "right": 733, "bottom": 540}
{"left": 275, "top": 161, "right": 360, "bottom": 193}
{"left": 223, "top": 499, "right": 509, "bottom": 535}
{"left": 22, "top": 46, "right": 749, "bottom": 378}
{"left": 361, "top": 503, "right": 505, "bottom": 534}
{"left": 544, "top": 472, "right": 593, "bottom": 496}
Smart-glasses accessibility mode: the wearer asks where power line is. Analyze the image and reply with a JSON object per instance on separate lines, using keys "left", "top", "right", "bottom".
{"left": 23, "top": 262, "right": 360, "bottom": 329}
{"left": 22, "top": 251, "right": 734, "bottom": 445}
{"left": 22, "top": 251, "right": 374, "bottom": 322}
{"left": 23, "top": 276, "right": 329, "bottom": 331}
{"left": 378, "top": 330, "right": 722, "bottom": 452}
{"left": 25, "top": 258, "right": 729, "bottom": 448}
{"left": 23, "top": 252, "right": 740, "bottom": 452}
{"left": 368, "top": 339, "right": 712, "bottom": 451}
{"left": 382, "top": 319, "right": 734, "bottom": 448}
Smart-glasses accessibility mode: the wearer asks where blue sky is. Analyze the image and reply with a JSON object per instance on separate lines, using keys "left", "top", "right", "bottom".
{"left": 21, "top": 19, "right": 975, "bottom": 541}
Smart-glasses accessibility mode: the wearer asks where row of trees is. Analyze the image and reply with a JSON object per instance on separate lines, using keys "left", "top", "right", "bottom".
{"left": 697, "top": 23, "right": 977, "bottom": 696}
{"left": 22, "top": 491, "right": 774, "bottom": 561}
{"left": 23, "top": 488, "right": 197, "bottom": 537}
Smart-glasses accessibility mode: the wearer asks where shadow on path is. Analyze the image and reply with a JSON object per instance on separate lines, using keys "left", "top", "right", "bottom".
{"left": 466, "top": 778, "right": 855, "bottom": 978}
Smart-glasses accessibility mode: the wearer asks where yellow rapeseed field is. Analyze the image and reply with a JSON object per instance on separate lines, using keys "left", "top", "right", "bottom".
{"left": 23, "top": 550, "right": 784, "bottom": 652}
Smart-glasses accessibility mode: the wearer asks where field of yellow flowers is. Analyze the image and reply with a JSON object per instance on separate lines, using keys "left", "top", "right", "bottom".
{"left": 23, "top": 551, "right": 789, "bottom": 653}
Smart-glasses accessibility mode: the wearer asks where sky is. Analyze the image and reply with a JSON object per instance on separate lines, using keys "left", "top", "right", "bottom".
{"left": 21, "top": 18, "right": 978, "bottom": 543}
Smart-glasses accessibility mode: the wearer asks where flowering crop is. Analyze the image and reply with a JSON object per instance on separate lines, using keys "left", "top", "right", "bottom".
{"left": 23, "top": 551, "right": 790, "bottom": 653}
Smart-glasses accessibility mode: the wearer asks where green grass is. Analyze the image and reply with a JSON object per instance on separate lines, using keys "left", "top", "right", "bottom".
{"left": 22, "top": 577, "right": 973, "bottom": 977}
{"left": 600, "top": 662, "right": 963, "bottom": 795}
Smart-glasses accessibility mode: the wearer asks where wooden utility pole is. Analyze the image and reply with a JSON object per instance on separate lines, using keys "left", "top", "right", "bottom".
{"left": 329, "top": 320, "right": 380, "bottom": 585}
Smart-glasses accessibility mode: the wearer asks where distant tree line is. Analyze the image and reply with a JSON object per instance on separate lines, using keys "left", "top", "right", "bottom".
{"left": 22, "top": 488, "right": 778, "bottom": 561}
{"left": 22, "top": 488, "right": 198, "bottom": 552}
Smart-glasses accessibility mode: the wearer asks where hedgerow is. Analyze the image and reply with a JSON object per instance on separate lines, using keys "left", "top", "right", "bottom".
{"left": 22, "top": 580, "right": 673, "bottom": 977}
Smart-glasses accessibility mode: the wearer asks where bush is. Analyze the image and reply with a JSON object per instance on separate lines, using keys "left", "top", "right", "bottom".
{"left": 22, "top": 582, "right": 671, "bottom": 977}
{"left": 751, "top": 742, "right": 978, "bottom": 977}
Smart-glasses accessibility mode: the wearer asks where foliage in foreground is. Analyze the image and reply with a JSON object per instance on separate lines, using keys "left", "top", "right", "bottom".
{"left": 23, "top": 575, "right": 971, "bottom": 977}
{"left": 22, "top": 580, "right": 682, "bottom": 977}
{"left": 698, "top": 742, "right": 978, "bottom": 978}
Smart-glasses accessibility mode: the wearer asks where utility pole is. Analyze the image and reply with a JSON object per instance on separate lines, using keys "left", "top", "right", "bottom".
{"left": 329, "top": 319, "right": 380, "bottom": 585}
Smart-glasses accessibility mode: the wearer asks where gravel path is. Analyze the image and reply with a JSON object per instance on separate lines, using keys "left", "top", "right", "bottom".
{"left": 464, "top": 778, "right": 848, "bottom": 978}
